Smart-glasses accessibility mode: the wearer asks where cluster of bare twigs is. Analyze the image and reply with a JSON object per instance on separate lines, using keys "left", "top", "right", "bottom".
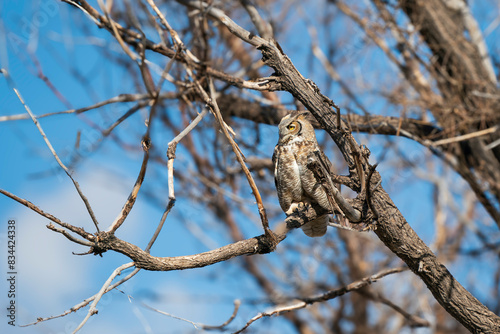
{"left": 2, "top": 0, "right": 500, "bottom": 333}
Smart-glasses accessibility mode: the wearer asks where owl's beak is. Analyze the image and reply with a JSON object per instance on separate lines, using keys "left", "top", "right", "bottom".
{"left": 278, "top": 132, "right": 290, "bottom": 145}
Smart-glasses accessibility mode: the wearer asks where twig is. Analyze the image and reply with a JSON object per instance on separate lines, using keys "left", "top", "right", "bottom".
{"left": 431, "top": 125, "right": 499, "bottom": 146}
{"left": 485, "top": 138, "right": 500, "bottom": 150}
{"left": 107, "top": 66, "right": 161, "bottom": 232}
{"left": 46, "top": 224, "right": 94, "bottom": 247}
{"left": 139, "top": 298, "right": 240, "bottom": 330}
{"left": 62, "top": 1, "right": 275, "bottom": 91}
{"left": 145, "top": 199, "right": 175, "bottom": 253}
{"left": 102, "top": 100, "right": 149, "bottom": 137}
{"left": 233, "top": 300, "right": 307, "bottom": 334}
{"left": 239, "top": 0, "right": 273, "bottom": 39}
{"left": 0, "top": 188, "right": 94, "bottom": 241}
{"left": 176, "top": 0, "right": 267, "bottom": 47}
{"left": 335, "top": 2, "right": 405, "bottom": 81}
{"left": 145, "top": 2, "right": 206, "bottom": 205}
{"left": 328, "top": 221, "right": 364, "bottom": 231}
{"left": 366, "top": 163, "right": 380, "bottom": 220}
{"left": 166, "top": 108, "right": 209, "bottom": 200}
{"left": 61, "top": 0, "right": 103, "bottom": 26}
{"left": 98, "top": 0, "right": 138, "bottom": 61}
{"left": 143, "top": 107, "right": 208, "bottom": 252}
{"left": 22, "top": 267, "right": 141, "bottom": 327}
{"left": 382, "top": 123, "right": 500, "bottom": 225}
{"left": 356, "top": 289, "right": 430, "bottom": 328}
{"left": 106, "top": 132, "right": 151, "bottom": 233}
{"left": 308, "top": 152, "right": 362, "bottom": 222}
{"left": 89, "top": 227, "right": 287, "bottom": 272}
{"left": 27, "top": 50, "right": 73, "bottom": 109}
{"left": 151, "top": 48, "right": 180, "bottom": 100}
{"left": 140, "top": 302, "right": 201, "bottom": 329}
{"left": 202, "top": 300, "right": 241, "bottom": 330}
{"left": 145, "top": 0, "right": 181, "bottom": 47}
{"left": 73, "top": 262, "right": 135, "bottom": 333}
{"left": 235, "top": 267, "right": 407, "bottom": 333}
{"left": 350, "top": 140, "right": 366, "bottom": 192}
{"left": 146, "top": 0, "right": 202, "bottom": 65}
{"left": 138, "top": 43, "right": 157, "bottom": 96}
{"left": 303, "top": 266, "right": 407, "bottom": 303}
{"left": 2, "top": 69, "right": 101, "bottom": 232}
{"left": 0, "top": 93, "right": 171, "bottom": 122}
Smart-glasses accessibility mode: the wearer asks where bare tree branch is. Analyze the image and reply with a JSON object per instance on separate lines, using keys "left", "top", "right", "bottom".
{"left": 0, "top": 188, "right": 94, "bottom": 241}
{"left": 74, "top": 262, "right": 135, "bottom": 333}
{"left": 22, "top": 267, "right": 141, "bottom": 327}
{"left": 235, "top": 267, "right": 408, "bottom": 333}
{"left": 2, "top": 69, "right": 101, "bottom": 232}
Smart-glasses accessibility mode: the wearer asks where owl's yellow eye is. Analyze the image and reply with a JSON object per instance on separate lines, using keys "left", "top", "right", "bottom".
{"left": 288, "top": 123, "right": 296, "bottom": 131}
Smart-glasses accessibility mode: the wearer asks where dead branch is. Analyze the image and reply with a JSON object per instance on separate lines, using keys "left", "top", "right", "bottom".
{"left": 74, "top": 262, "right": 135, "bottom": 333}
{"left": 307, "top": 151, "right": 362, "bottom": 222}
{"left": 0, "top": 188, "right": 95, "bottom": 241}
{"left": 166, "top": 108, "right": 209, "bottom": 200}
{"left": 235, "top": 267, "right": 407, "bottom": 333}
{"left": 21, "top": 267, "right": 141, "bottom": 327}
{"left": 106, "top": 137, "right": 150, "bottom": 233}
{"left": 2, "top": 69, "right": 100, "bottom": 232}
{"left": 86, "top": 230, "right": 285, "bottom": 271}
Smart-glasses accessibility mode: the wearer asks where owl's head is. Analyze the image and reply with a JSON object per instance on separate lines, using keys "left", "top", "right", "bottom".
{"left": 277, "top": 111, "right": 316, "bottom": 144}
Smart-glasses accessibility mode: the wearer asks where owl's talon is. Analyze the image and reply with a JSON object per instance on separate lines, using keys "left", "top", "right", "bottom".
{"left": 286, "top": 202, "right": 299, "bottom": 216}
{"left": 285, "top": 202, "right": 308, "bottom": 216}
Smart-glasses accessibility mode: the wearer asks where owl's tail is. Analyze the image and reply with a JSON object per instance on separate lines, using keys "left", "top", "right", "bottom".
{"left": 301, "top": 215, "right": 328, "bottom": 237}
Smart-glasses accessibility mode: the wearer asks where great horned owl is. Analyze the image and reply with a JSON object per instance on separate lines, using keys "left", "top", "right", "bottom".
{"left": 272, "top": 111, "right": 336, "bottom": 237}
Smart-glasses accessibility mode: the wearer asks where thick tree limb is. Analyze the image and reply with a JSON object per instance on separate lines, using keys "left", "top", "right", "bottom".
{"left": 90, "top": 231, "right": 285, "bottom": 271}
{"left": 252, "top": 32, "right": 500, "bottom": 333}
{"left": 217, "top": 93, "right": 443, "bottom": 140}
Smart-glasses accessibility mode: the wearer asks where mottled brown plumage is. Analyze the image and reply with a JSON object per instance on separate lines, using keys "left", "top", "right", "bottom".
{"left": 273, "top": 111, "right": 336, "bottom": 237}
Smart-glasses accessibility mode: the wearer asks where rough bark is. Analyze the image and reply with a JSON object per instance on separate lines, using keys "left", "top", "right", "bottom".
{"left": 218, "top": 93, "right": 443, "bottom": 140}
{"left": 92, "top": 231, "right": 284, "bottom": 271}
{"left": 256, "top": 38, "right": 500, "bottom": 333}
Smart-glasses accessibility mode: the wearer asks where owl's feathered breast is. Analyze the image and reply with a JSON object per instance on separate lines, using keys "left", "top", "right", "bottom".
{"left": 273, "top": 138, "right": 330, "bottom": 212}
{"left": 273, "top": 142, "right": 303, "bottom": 212}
